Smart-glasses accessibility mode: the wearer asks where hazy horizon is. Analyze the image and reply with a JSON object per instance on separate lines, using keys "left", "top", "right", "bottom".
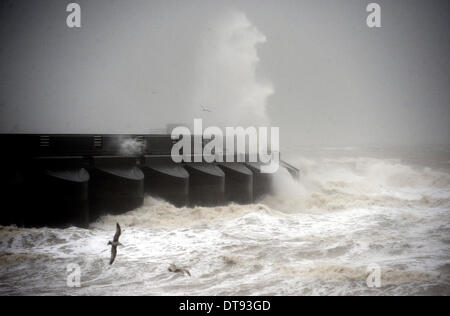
{"left": 0, "top": 0, "right": 448, "bottom": 147}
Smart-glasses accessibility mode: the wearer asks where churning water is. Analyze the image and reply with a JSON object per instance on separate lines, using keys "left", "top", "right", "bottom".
{"left": 0, "top": 10, "right": 448, "bottom": 296}
{"left": 0, "top": 146, "right": 449, "bottom": 296}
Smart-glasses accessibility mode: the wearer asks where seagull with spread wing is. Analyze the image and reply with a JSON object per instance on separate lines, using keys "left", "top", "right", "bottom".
{"left": 168, "top": 263, "right": 191, "bottom": 277}
{"left": 201, "top": 105, "right": 212, "bottom": 112}
{"left": 108, "top": 223, "right": 123, "bottom": 265}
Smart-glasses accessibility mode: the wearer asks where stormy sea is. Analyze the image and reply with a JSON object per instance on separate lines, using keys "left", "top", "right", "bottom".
{"left": 0, "top": 146, "right": 449, "bottom": 296}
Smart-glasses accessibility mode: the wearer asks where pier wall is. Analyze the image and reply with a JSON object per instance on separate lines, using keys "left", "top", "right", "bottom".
{"left": 0, "top": 134, "right": 299, "bottom": 227}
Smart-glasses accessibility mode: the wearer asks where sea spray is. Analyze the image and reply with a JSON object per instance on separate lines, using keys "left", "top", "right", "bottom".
{"left": 118, "top": 137, "right": 145, "bottom": 156}
{"left": 262, "top": 153, "right": 450, "bottom": 213}
{"left": 1, "top": 148, "right": 449, "bottom": 295}
{"left": 193, "top": 11, "right": 273, "bottom": 128}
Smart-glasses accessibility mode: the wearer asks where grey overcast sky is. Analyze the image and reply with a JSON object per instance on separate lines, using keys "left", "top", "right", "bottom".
{"left": 0, "top": 0, "right": 448, "bottom": 146}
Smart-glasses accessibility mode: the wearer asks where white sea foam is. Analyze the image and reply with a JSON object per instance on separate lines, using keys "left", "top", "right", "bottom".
{"left": 0, "top": 148, "right": 449, "bottom": 295}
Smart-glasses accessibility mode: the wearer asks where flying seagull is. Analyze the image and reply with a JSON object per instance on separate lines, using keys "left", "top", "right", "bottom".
{"left": 108, "top": 223, "right": 122, "bottom": 265}
{"left": 201, "top": 105, "right": 212, "bottom": 112}
{"left": 168, "top": 264, "right": 191, "bottom": 277}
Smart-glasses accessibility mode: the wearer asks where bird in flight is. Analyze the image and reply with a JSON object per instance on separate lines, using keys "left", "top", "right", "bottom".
{"left": 108, "top": 223, "right": 122, "bottom": 265}
{"left": 168, "top": 263, "right": 191, "bottom": 277}
{"left": 201, "top": 105, "right": 212, "bottom": 112}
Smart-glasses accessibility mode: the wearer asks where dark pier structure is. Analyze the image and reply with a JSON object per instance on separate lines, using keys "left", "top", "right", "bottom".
{"left": 0, "top": 134, "right": 299, "bottom": 228}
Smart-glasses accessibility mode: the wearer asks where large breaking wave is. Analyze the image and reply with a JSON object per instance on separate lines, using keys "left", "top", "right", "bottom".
{"left": 1, "top": 149, "right": 449, "bottom": 295}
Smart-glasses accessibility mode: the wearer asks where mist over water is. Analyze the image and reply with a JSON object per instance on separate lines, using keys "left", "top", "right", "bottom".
{"left": 0, "top": 1, "right": 448, "bottom": 145}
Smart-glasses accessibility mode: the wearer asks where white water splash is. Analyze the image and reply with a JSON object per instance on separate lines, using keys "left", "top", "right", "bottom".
{"left": 1, "top": 148, "right": 449, "bottom": 295}
{"left": 193, "top": 11, "right": 273, "bottom": 127}
{"left": 118, "top": 137, "right": 145, "bottom": 156}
